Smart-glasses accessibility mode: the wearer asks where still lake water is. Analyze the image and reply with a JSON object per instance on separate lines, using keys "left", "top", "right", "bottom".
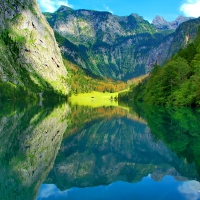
{"left": 1, "top": 100, "right": 200, "bottom": 200}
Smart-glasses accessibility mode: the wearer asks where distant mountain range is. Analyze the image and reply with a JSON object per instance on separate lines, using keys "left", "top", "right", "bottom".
{"left": 44, "top": 6, "right": 200, "bottom": 80}
{"left": 152, "top": 15, "right": 194, "bottom": 30}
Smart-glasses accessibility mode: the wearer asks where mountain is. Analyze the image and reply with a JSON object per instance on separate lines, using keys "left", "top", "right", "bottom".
{"left": 152, "top": 15, "right": 193, "bottom": 30}
{"left": 147, "top": 17, "right": 200, "bottom": 71}
{"left": 43, "top": 6, "right": 198, "bottom": 80}
{"left": 0, "top": 0, "right": 68, "bottom": 99}
{"left": 44, "top": 6, "right": 168, "bottom": 80}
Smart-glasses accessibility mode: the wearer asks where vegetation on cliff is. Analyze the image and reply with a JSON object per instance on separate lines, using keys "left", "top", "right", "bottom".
{"left": 44, "top": 7, "right": 200, "bottom": 81}
{"left": 0, "top": 30, "right": 64, "bottom": 100}
{"left": 0, "top": 0, "right": 68, "bottom": 100}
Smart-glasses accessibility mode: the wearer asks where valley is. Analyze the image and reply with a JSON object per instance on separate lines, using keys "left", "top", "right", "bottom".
{"left": 0, "top": 1, "right": 200, "bottom": 102}
{"left": 1, "top": 1, "right": 200, "bottom": 199}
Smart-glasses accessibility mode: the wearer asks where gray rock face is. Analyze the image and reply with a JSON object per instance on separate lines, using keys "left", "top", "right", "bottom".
{"left": 152, "top": 15, "right": 194, "bottom": 30}
{"left": 0, "top": 0, "right": 68, "bottom": 95}
{"left": 152, "top": 15, "right": 172, "bottom": 30}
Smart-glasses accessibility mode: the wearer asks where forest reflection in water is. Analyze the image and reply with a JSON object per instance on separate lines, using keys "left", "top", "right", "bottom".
{"left": 39, "top": 102, "right": 200, "bottom": 199}
{"left": 0, "top": 100, "right": 200, "bottom": 199}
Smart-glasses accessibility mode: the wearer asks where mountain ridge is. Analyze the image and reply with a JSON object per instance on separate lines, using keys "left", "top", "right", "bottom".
{"left": 44, "top": 6, "right": 199, "bottom": 80}
{"left": 152, "top": 15, "right": 194, "bottom": 30}
{"left": 44, "top": 6, "right": 166, "bottom": 80}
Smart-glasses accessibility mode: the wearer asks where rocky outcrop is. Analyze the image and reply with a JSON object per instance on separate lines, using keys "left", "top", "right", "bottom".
{"left": 152, "top": 15, "right": 193, "bottom": 30}
{"left": 152, "top": 15, "right": 172, "bottom": 30}
{"left": 170, "top": 16, "right": 194, "bottom": 29}
{"left": 0, "top": 0, "right": 68, "bottom": 96}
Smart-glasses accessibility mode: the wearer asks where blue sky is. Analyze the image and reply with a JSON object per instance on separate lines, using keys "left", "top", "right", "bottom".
{"left": 37, "top": 0, "right": 200, "bottom": 22}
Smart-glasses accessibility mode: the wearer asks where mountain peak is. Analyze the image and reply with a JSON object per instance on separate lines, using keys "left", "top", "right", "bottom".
{"left": 152, "top": 15, "right": 194, "bottom": 30}
{"left": 152, "top": 15, "right": 167, "bottom": 24}
{"left": 130, "top": 13, "right": 139, "bottom": 17}
{"left": 57, "top": 5, "right": 73, "bottom": 12}
{"left": 151, "top": 15, "right": 170, "bottom": 30}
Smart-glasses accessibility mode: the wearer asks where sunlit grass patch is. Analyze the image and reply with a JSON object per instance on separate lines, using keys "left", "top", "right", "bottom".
{"left": 69, "top": 90, "right": 129, "bottom": 108}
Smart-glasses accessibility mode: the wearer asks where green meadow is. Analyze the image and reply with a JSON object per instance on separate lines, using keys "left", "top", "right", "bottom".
{"left": 69, "top": 90, "right": 129, "bottom": 108}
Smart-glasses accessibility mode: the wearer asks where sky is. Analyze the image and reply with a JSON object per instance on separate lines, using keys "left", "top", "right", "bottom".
{"left": 37, "top": 0, "right": 200, "bottom": 22}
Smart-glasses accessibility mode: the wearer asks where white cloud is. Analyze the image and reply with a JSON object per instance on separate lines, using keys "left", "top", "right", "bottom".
{"left": 103, "top": 4, "right": 113, "bottom": 14}
{"left": 180, "top": 0, "right": 200, "bottom": 18}
{"left": 178, "top": 181, "right": 200, "bottom": 200}
{"left": 37, "top": 0, "right": 73, "bottom": 12}
{"left": 37, "top": 184, "right": 70, "bottom": 199}
{"left": 38, "top": 184, "right": 57, "bottom": 198}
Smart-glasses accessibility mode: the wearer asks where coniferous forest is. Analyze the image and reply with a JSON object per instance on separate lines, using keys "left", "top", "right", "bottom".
{"left": 119, "top": 28, "right": 200, "bottom": 106}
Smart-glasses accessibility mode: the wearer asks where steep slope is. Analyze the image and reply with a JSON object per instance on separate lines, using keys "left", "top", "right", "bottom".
{"left": 44, "top": 6, "right": 198, "bottom": 81}
{"left": 0, "top": 0, "right": 68, "bottom": 99}
{"left": 147, "top": 17, "right": 200, "bottom": 71}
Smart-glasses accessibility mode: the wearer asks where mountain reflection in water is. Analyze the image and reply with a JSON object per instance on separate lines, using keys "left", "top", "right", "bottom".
{"left": 1, "top": 100, "right": 200, "bottom": 200}
{"left": 38, "top": 103, "right": 200, "bottom": 200}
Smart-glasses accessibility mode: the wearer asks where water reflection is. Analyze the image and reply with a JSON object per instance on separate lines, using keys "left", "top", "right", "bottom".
{"left": 1, "top": 101, "right": 200, "bottom": 200}
{"left": 37, "top": 177, "right": 200, "bottom": 200}
{"left": 39, "top": 104, "right": 200, "bottom": 200}
{"left": 134, "top": 103, "right": 200, "bottom": 176}
{"left": 0, "top": 100, "right": 69, "bottom": 200}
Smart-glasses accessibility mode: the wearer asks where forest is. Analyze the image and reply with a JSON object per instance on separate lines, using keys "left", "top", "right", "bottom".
{"left": 119, "top": 28, "right": 200, "bottom": 106}
{"left": 64, "top": 59, "right": 127, "bottom": 96}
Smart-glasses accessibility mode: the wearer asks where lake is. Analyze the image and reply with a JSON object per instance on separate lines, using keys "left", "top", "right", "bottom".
{"left": 0, "top": 100, "right": 200, "bottom": 200}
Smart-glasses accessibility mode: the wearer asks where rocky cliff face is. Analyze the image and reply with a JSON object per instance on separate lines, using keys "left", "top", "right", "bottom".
{"left": 0, "top": 0, "right": 68, "bottom": 97}
{"left": 44, "top": 6, "right": 199, "bottom": 80}
{"left": 148, "top": 17, "right": 200, "bottom": 67}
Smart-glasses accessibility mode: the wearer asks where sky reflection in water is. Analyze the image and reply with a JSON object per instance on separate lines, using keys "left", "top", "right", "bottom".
{"left": 37, "top": 175, "right": 200, "bottom": 200}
